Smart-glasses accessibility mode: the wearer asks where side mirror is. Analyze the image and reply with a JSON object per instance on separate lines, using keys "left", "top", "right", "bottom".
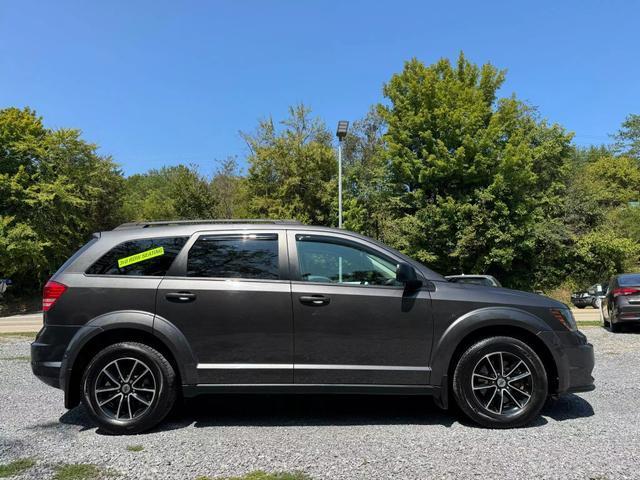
{"left": 396, "top": 263, "right": 422, "bottom": 289}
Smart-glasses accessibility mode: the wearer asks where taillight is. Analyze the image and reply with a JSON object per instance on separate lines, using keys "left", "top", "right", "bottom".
{"left": 43, "top": 280, "right": 67, "bottom": 311}
{"left": 612, "top": 287, "right": 640, "bottom": 298}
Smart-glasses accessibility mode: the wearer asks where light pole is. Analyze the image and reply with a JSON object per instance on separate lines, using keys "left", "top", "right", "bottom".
{"left": 336, "top": 120, "right": 349, "bottom": 228}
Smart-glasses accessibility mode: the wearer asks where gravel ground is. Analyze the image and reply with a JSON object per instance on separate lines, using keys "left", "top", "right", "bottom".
{"left": 1, "top": 327, "right": 640, "bottom": 480}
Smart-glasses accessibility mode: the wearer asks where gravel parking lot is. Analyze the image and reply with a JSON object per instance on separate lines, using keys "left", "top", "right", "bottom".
{"left": 1, "top": 327, "right": 639, "bottom": 480}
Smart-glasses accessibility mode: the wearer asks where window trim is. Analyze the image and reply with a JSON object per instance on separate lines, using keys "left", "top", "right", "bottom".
{"left": 168, "top": 229, "right": 289, "bottom": 282}
{"left": 83, "top": 235, "right": 189, "bottom": 278}
{"left": 287, "top": 230, "right": 408, "bottom": 289}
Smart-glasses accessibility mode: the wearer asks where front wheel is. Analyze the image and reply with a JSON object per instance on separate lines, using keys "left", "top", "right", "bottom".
{"left": 81, "top": 342, "right": 177, "bottom": 434}
{"left": 452, "top": 336, "right": 548, "bottom": 428}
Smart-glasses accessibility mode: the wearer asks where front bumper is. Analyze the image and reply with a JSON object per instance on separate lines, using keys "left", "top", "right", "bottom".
{"left": 31, "top": 325, "right": 80, "bottom": 389}
{"left": 538, "top": 330, "right": 595, "bottom": 394}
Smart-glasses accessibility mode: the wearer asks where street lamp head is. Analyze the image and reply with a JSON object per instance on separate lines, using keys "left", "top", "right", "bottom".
{"left": 336, "top": 120, "right": 349, "bottom": 140}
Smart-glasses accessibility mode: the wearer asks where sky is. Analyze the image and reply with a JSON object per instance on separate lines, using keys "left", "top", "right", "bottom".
{"left": 1, "top": 0, "right": 639, "bottom": 176}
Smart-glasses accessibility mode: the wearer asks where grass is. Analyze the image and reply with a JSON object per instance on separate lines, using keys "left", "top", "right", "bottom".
{"left": 0, "top": 331, "right": 38, "bottom": 340}
{"left": 0, "top": 458, "right": 36, "bottom": 477}
{"left": 126, "top": 444, "right": 144, "bottom": 452}
{"left": 0, "top": 355, "right": 30, "bottom": 361}
{"left": 52, "top": 464, "right": 102, "bottom": 480}
{"left": 196, "top": 471, "right": 312, "bottom": 480}
{"left": 576, "top": 320, "right": 602, "bottom": 327}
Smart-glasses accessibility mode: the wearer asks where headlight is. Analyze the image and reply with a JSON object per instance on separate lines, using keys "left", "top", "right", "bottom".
{"left": 550, "top": 308, "right": 577, "bottom": 331}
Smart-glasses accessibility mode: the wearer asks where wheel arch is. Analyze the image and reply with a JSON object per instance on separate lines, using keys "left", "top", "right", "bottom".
{"left": 430, "top": 307, "right": 559, "bottom": 397}
{"left": 61, "top": 311, "right": 197, "bottom": 409}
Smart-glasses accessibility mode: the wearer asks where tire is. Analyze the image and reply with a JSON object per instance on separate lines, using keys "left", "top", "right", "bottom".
{"left": 452, "top": 336, "right": 548, "bottom": 429}
{"left": 81, "top": 342, "right": 177, "bottom": 435}
{"left": 601, "top": 307, "right": 610, "bottom": 328}
{"left": 609, "top": 319, "right": 621, "bottom": 333}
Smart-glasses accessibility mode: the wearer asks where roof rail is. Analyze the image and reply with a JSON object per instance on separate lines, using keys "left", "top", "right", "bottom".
{"left": 113, "top": 219, "right": 302, "bottom": 230}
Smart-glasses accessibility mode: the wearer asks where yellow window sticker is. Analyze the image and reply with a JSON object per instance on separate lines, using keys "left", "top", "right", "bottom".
{"left": 117, "top": 246, "right": 165, "bottom": 268}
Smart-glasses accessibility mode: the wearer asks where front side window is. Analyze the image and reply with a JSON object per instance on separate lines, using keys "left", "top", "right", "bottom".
{"left": 86, "top": 237, "right": 188, "bottom": 276}
{"left": 187, "top": 234, "right": 279, "bottom": 279}
{"left": 295, "top": 235, "right": 399, "bottom": 286}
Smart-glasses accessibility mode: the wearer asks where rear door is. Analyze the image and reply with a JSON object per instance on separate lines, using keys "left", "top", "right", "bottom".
{"left": 288, "top": 230, "right": 433, "bottom": 385}
{"left": 155, "top": 229, "right": 293, "bottom": 384}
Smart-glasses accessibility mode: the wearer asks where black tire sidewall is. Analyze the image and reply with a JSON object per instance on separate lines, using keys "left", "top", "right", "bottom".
{"left": 81, "top": 342, "right": 176, "bottom": 434}
{"left": 453, "top": 336, "right": 548, "bottom": 428}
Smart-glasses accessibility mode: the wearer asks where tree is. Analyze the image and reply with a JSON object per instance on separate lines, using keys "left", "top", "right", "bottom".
{"left": 243, "top": 104, "right": 337, "bottom": 224}
{"left": 613, "top": 113, "right": 640, "bottom": 160}
{"left": 121, "top": 164, "right": 216, "bottom": 221}
{"left": 210, "top": 157, "right": 248, "bottom": 218}
{"left": 341, "top": 108, "right": 392, "bottom": 239}
{"left": 378, "top": 53, "right": 574, "bottom": 289}
{"left": 0, "top": 107, "right": 124, "bottom": 290}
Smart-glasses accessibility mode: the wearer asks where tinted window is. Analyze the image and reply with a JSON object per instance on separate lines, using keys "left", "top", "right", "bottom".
{"left": 296, "top": 235, "right": 399, "bottom": 286}
{"left": 87, "top": 237, "right": 188, "bottom": 276}
{"left": 618, "top": 274, "right": 640, "bottom": 286}
{"left": 187, "top": 234, "right": 279, "bottom": 279}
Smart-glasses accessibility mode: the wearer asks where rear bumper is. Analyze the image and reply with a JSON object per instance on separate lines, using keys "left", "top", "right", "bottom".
{"left": 30, "top": 325, "right": 80, "bottom": 390}
{"left": 538, "top": 330, "right": 595, "bottom": 394}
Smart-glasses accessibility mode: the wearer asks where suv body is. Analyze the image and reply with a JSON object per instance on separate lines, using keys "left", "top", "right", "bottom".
{"left": 32, "top": 220, "right": 595, "bottom": 433}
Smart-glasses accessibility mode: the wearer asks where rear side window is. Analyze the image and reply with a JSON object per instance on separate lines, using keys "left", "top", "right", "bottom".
{"left": 187, "top": 234, "right": 279, "bottom": 279}
{"left": 86, "top": 237, "right": 188, "bottom": 276}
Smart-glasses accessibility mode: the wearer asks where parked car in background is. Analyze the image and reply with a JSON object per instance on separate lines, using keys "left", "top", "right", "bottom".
{"left": 31, "top": 220, "right": 594, "bottom": 434}
{"left": 587, "top": 283, "right": 607, "bottom": 309}
{"left": 571, "top": 290, "right": 593, "bottom": 309}
{"left": 445, "top": 274, "right": 502, "bottom": 287}
{"left": 0, "top": 278, "right": 11, "bottom": 297}
{"left": 601, "top": 274, "right": 640, "bottom": 332}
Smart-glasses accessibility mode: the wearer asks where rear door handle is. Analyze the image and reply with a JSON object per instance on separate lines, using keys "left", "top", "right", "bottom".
{"left": 165, "top": 292, "right": 197, "bottom": 303}
{"left": 299, "top": 295, "right": 330, "bottom": 306}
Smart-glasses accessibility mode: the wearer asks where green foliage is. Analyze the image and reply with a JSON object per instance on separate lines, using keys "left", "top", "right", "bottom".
{"left": 121, "top": 164, "right": 216, "bottom": 221}
{"left": 0, "top": 107, "right": 124, "bottom": 291}
{"left": 570, "top": 229, "right": 639, "bottom": 286}
{"left": 378, "top": 53, "right": 574, "bottom": 288}
{"left": 341, "top": 108, "right": 393, "bottom": 240}
{"left": 613, "top": 113, "right": 640, "bottom": 159}
{"left": 243, "top": 104, "right": 337, "bottom": 224}
{"left": 0, "top": 458, "right": 36, "bottom": 477}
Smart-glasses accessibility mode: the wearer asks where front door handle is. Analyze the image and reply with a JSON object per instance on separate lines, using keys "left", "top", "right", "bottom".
{"left": 299, "top": 295, "right": 330, "bottom": 306}
{"left": 165, "top": 292, "right": 197, "bottom": 303}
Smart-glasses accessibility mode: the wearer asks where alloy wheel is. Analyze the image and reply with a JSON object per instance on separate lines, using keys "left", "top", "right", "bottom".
{"left": 471, "top": 351, "right": 533, "bottom": 415}
{"left": 93, "top": 357, "right": 157, "bottom": 421}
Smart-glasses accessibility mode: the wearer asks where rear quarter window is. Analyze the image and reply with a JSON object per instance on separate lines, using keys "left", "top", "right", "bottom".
{"left": 86, "top": 237, "right": 188, "bottom": 276}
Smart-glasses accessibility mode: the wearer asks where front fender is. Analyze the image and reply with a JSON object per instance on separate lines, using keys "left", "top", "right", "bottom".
{"left": 430, "top": 306, "right": 553, "bottom": 383}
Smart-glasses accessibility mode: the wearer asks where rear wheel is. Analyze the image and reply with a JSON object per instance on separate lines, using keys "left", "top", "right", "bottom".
{"left": 81, "top": 342, "right": 177, "bottom": 434}
{"left": 609, "top": 319, "right": 621, "bottom": 333}
{"left": 452, "top": 336, "right": 548, "bottom": 428}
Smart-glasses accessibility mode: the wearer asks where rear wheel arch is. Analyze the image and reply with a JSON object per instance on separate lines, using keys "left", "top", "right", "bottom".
{"left": 64, "top": 324, "right": 191, "bottom": 409}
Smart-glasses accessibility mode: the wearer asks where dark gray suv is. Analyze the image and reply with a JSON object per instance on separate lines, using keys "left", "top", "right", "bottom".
{"left": 31, "top": 220, "right": 595, "bottom": 434}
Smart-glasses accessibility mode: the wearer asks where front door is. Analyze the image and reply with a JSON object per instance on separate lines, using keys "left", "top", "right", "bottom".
{"left": 288, "top": 231, "right": 433, "bottom": 385}
{"left": 156, "top": 230, "right": 293, "bottom": 384}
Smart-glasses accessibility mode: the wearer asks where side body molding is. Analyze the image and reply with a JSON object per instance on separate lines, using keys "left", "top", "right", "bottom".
{"left": 60, "top": 310, "right": 198, "bottom": 404}
{"left": 429, "top": 306, "right": 556, "bottom": 383}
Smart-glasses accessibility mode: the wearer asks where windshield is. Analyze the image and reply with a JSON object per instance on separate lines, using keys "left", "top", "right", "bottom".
{"left": 450, "top": 277, "right": 495, "bottom": 287}
{"left": 618, "top": 274, "right": 640, "bottom": 286}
